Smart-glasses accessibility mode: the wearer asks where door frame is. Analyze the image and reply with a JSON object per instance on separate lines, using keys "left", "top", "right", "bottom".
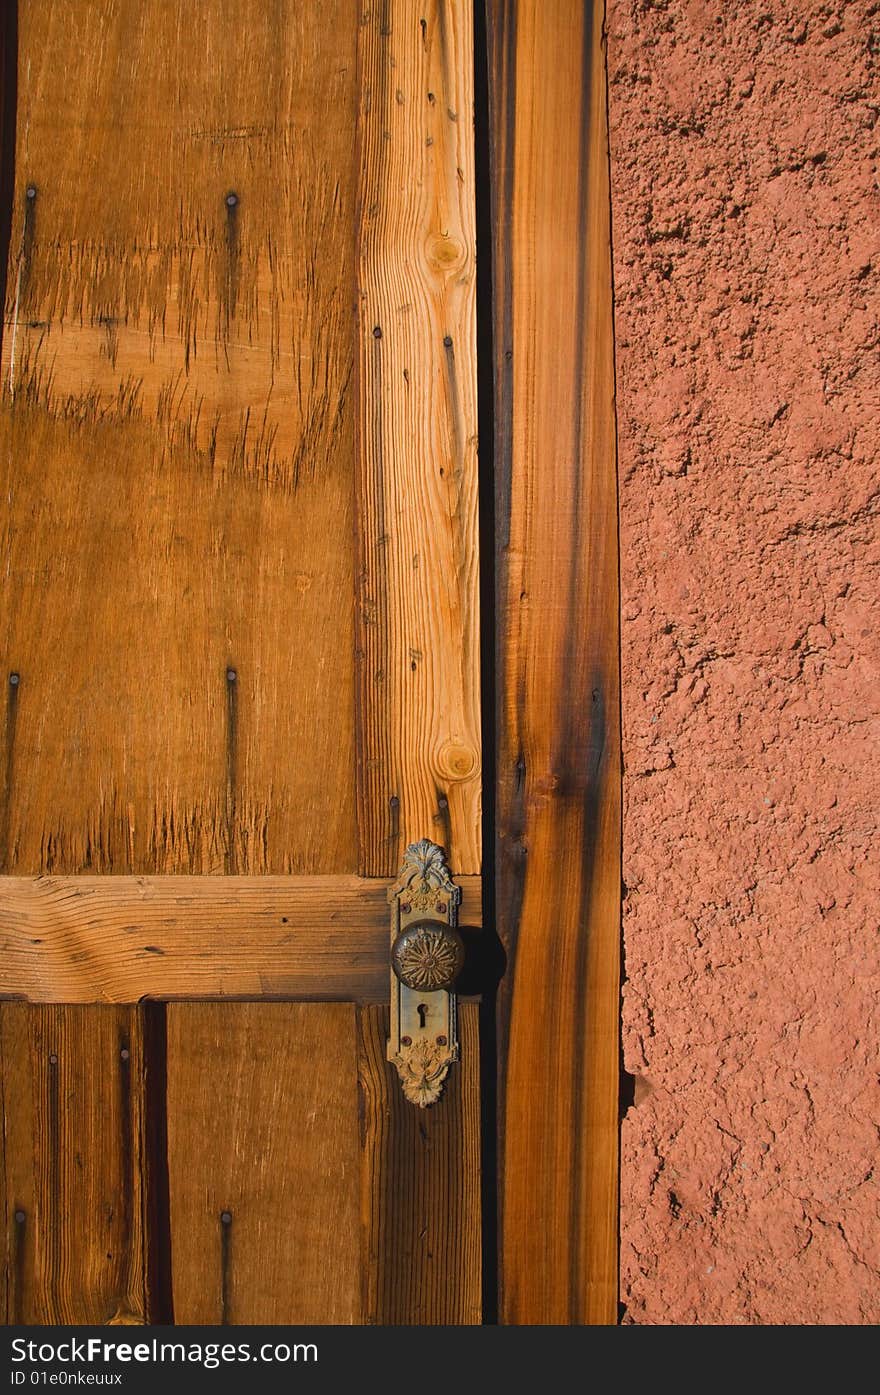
{"left": 482, "top": 0, "right": 621, "bottom": 1325}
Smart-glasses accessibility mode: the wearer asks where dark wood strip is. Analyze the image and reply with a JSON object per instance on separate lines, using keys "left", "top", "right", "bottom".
{"left": 487, "top": 0, "right": 621, "bottom": 1324}
{"left": 358, "top": 1003, "right": 481, "bottom": 1324}
{"left": 0, "top": 1004, "right": 151, "bottom": 1323}
{"left": 0, "top": 873, "right": 482, "bottom": 1003}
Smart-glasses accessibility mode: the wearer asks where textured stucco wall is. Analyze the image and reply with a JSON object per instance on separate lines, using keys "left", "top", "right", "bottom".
{"left": 607, "top": 1, "right": 880, "bottom": 1323}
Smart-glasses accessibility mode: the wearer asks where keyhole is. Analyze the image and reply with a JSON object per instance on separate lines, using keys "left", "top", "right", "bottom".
{"left": 417, "top": 1003, "right": 429, "bottom": 1029}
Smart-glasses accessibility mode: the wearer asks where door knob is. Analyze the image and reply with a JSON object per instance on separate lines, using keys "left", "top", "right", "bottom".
{"left": 387, "top": 840, "right": 463, "bottom": 1107}
{"left": 391, "top": 919, "right": 464, "bottom": 991}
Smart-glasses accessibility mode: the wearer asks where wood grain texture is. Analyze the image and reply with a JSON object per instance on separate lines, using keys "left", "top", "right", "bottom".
{"left": 0, "top": 2, "right": 14, "bottom": 376}
{"left": 358, "top": 1002, "right": 480, "bottom": 1324}
{"left": 166, "top": 1002, "right": 361, "bottom": 1324}
{"left": 0, "top": 1004, "right": 152, "bottom": 1323}
{"left": 356, "top": 0, "right": 481, "bottom": 876}
{"left": 0, "top": 0, "right": 358, "bottom": 875}
{"left": 0, "top": 873, "right": 482, "bottom": 1002}
{"left": 0, "top": 5, "right": 15, "bottom": 1327}
{"left": 488, "top": 0, "right": 621, "bottom": 1324}
{"left": 0, "top": 0, "right": 487, "bottom": 1332}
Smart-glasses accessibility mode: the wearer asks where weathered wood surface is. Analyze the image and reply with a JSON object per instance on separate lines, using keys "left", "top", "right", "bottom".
{"left": 0, "top": 1004, "right": 152, "bottom": 1323}
{"left": 0, "top": 0, "right": 485, "bottom": 1331}
{"left": 0, "top": 873, "right": 482, "bottom": 1002}
{"left": 488, "top": 0, "right": 621, "bottom": 1324}
{"left": 0, "top": 0, "right": 359, "bottom": 875}
{"left": 166, "top": 1003, "right": 361, "bottom": 1324}
{"left": 0, "top": 17, "right": 17, "bottom": 1337}
{"left": 358, "top": 1002, "right": 481, "bottom": 1324}
{"left": 356, "top": 0, "right": 481, "bottom": 877}
{"left": 0, "top": 3, "right": 14, "bottom": 380}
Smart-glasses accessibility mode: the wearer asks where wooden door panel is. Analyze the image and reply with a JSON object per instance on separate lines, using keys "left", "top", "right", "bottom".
{"left": 0, "top": 0, "right": 483, "bottom": 1327}
{"left": 166, "top": 1003, "right": 361, "bottom": 1325}
{"left": 0, "top": 0, "right": 480, "bottom": 882}
{"left": 1, "top": 1004, "right": 151, "bottom": 1325}
{"left": 0, "top": 0, "right": 359, "bottom": 877}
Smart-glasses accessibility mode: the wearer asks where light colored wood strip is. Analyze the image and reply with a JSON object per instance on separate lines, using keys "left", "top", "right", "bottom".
{"left": 489, "top": 0, "right": 621, "bottom": 1324}
{"left": 356, "top": 0, "right": 481, "bottom": 877}
{"left": 358, "top": 1002, "right": 481, "bottom": 1324}
{"left": 0, "top": 0, "right": 358, "bottom": 875}
{"left": 166, "top": 1002, "right": 361, "bottom": 1324}
{"left": 0, "top": 1004, "right": 151, "bottom": 1323}
{"left": 0, "top": 874, "right": 482, "bottom": 1003}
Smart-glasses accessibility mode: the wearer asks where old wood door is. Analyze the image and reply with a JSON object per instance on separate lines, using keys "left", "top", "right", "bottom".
{"left": 0, "top": 0, "right": 619, "bottom": 1326}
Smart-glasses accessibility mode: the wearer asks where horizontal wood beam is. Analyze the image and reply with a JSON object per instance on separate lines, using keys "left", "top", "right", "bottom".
{"left": 0, "top": 875, "right": 482, "bottom": 1004}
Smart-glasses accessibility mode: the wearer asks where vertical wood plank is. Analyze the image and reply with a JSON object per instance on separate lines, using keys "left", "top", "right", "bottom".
{"left": 166, "top": 1003, "right": 361, "bottom": 1324}
{"left": 0, "top": 4, "right": 15, "bottom": 1322}
{"left": 356, "top": 0, "right": 481, "bottom": 876}
{"left": 358, "top": 1002, "right": 481, "bottom": 1323}
{"left": 0, "top": 1004, "right": 151, "bottom": 1324}
{"left": 488, "top": 0, "right": 621, "bottom": 1323}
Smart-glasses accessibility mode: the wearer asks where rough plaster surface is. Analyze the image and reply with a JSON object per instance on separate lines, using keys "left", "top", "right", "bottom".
{"left": 607, "top": 0, "right": 880, "bottom": 1324}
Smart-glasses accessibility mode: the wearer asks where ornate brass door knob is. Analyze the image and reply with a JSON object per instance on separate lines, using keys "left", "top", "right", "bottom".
{"left": 391, "top": 920, "right": 465, "bottom": 991}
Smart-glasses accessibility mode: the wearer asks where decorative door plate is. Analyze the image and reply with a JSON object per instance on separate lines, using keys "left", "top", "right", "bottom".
{"left": 387, "top": 840, "right": 464, "bottom": 1107}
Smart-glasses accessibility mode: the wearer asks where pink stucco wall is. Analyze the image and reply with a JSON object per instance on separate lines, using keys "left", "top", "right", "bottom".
{"left": 608, "top": 0, "right": 880, "bottom": 1323}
